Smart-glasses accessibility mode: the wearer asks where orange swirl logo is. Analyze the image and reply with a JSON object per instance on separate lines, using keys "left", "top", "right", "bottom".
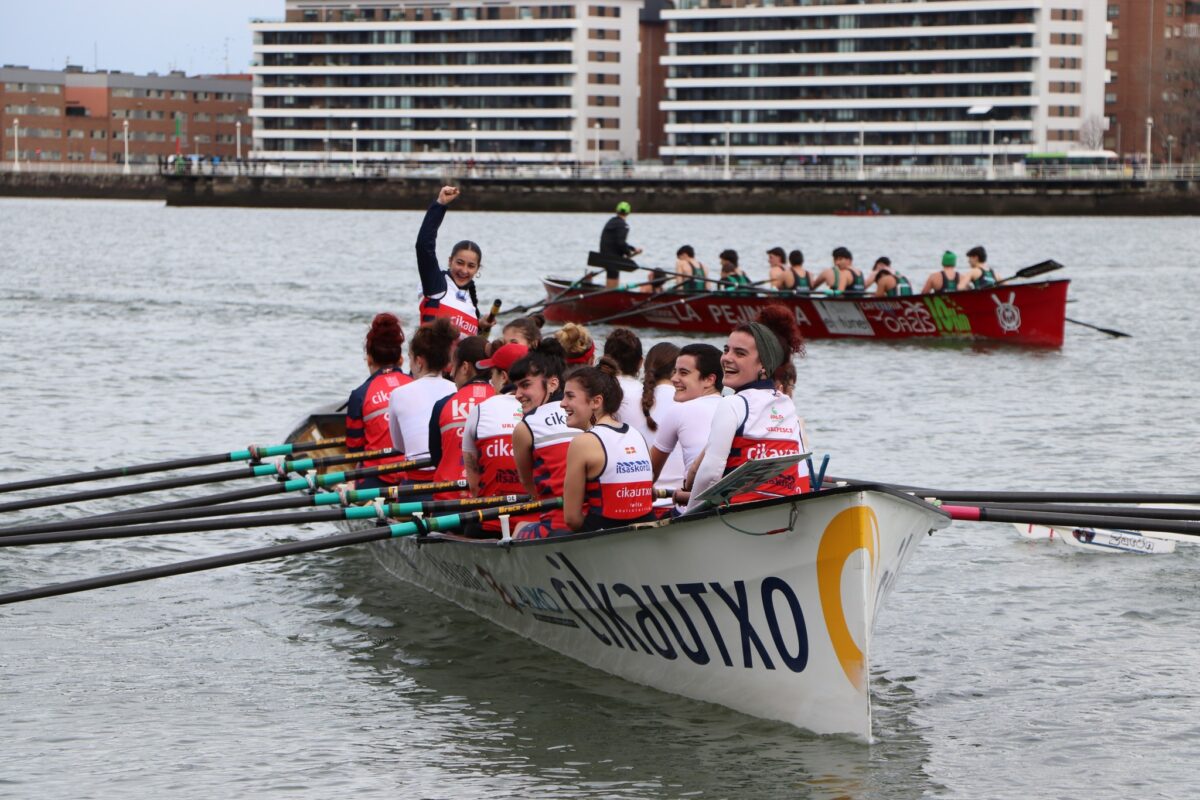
{"left": 816, "top": 506, "right": 879, "bottom": 693}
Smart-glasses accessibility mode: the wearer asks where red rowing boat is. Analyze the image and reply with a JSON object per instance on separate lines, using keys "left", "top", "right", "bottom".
{"left": 540, "top": 278, "right": 1071, "bottom": 347}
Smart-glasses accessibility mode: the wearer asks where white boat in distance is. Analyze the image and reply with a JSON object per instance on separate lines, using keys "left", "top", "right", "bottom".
{"left": 289, "top": 408, "right": 950, "bottom": 739}
{"left": 1013, "top": 522, "right": 1177, "bottom": 555}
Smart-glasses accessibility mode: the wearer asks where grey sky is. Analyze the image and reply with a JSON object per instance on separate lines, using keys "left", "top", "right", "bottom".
{"left": 2, "top": 0, "right": 282, "bottom": 76}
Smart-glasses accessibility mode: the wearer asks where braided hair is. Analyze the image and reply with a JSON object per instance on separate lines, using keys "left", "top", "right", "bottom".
{"left": 450, "top": 239, "right": 482, "bottom": 318}
{"left": 640, "top": 341, "right": 680, "bottom": 432}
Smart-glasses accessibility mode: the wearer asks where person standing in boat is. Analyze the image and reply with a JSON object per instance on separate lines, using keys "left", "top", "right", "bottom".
{"left": 416, "top": 185, "right": 482, "bottom": 337}
{"left": 963, "top": 245, "right": 997, "bottom": 289}
{"left": 922, "top": 251, "right": 961, "bottom": 294}
{"left": 812, "top": 247, "right": 865, "bottom": 294}
{"left": 604, "top": 328, "right": 652, "bottom": 446}
{"left": 509, "top": 341, "right": 580, "bottom": 538}
{"left": 598, "top": 200, "right": 642, "bottom": 289}
{"left": 864, "top": 256, "right": 914, "bottom": 297}
{"left": 427, "top": 336, "right": 495, "bottom": 500}
{"left": 387, "top": 318, "right": 458, "bottom": 491}
{"left": 674, "top": 245, "right": 708, "bottom": 291}
{"left": 558, "top": 359, "right": 657, "bottom": 533}
{"left": 345, "top": 312, "right": 413, "bottom": 490}
{"left": 462, "top": 342, "right": 534, "bottom": 537}
{"left": 651, "top": 343, "right": 724, "bottom": 510}
{"left": 683, "top": 306, "right": 809, "bottom": 513}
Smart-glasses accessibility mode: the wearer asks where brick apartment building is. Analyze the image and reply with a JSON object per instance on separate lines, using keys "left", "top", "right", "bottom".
{"left": 1103, "top": 0, "right": 1200, "bottom": 162}
{"left": 1, "top": 66, "right": 252, "bottom": 166}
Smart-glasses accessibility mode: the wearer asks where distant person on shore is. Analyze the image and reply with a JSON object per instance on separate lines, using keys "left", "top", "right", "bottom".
{"left": 812, "top": 247, "right": 865, "bottom": 293}
{"left": 766, "top": 246, "right": 790, "bottom": 290}
{"left": 599, "top": 201, "right": 642, "bottom": 288}
{"left": 964, "top": 246, "right": 997, "bottom": 289}
{"left": 864, "top": 257, "right": 913, "bottom": 297}
{"left": 416, "top": 185, "right": 482, "bottom": 336}
{"left": 675, "top": 245, "right": 709, "bottom": 292}
{"left": 718, "top": 249, "right": 753, "bottom": 293}
{"left": 922, "top": 251, "right": 961, "bottom": 294}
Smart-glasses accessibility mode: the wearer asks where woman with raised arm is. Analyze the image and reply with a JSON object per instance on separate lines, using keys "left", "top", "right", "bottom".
{"left": 560, "top": 359, "right": 657, "bottom": 533}
{"left": 344, "top": 312, "right": 413, "bottom": 490}
{"left": 386, "top": 318, "right": 457, "bottom": 491}
{"left": 684, "top": 306, "right": 809, "bottom": 513}
{"left": 416, "top": 185, "right": 482, "bottom": 336}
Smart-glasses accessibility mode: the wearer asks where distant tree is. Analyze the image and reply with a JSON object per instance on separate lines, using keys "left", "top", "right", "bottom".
{"left": 1080, "top": 115, "right": 1107, "bottom": 150}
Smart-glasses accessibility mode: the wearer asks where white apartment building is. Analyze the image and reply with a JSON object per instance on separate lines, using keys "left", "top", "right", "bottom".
{"left": 659, "top": 0, "right": 1111, "bottom": 165}
{"left": 249, "top": 0, "right": 642, "bottom": 162}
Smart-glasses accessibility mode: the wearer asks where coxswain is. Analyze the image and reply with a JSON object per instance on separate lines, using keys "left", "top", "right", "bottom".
{"left": 386, "top": 318, "right": 457, "bottom": 492}
{"left": 650, "top": 343, "right": 723, "bottom": 509}
{"left": 787, "top": 249, "right": 813, "bottom": 293}
{"left": 558, "top": 359, "right": 657, "bottom": 533}
{"left": 416, "top": 185, "right": 482, "bottom": 336}
{"left": 344, "top": 312, "right": 413, "bottom": 490}
{"left": 964, "top": 245, "right": 997, "bottom": 289}
{"left": 675, "top": 245, "right": 708, "bottom": 291}
{"left": 766, "top": 246, "right": 790, "bottom": 290}
{"left": 462, "top": 343, "right": 531, "bottom": 537}
{"left": 922, "top": 251, "right": 961, "bottom": 294}
{"left": 812, "top": 246, "right": 865, "bottom": 294}
{"left": 683, "top": 306, "right": 809, "bottom": 512}
{"left": 598, "top": 201, "right": 642, "bottom": 288}
{"left": 510, "top": 340, "right": 580, "bottom": 538}
{"left": 427, "top": 336, "right": 495, "bottom": 500}
{"left": 603, "top": 327, "right": 652, "bottom": 446}
{"left": 864, "top": 256, "right": 913, "bottom": 297}
{"left": 555, "top": 322, "right": 596, "bottom": 366}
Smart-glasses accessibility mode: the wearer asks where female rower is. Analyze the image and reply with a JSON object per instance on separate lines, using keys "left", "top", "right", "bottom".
{"left": 387, "top": 318, "right": 457, "bottom": 489}
{"left": 416, "top": 185, "right": 482, "bottom": 336}
{"left": 509, "top": 340, "right": 580, "bottom": 538}
{"left": 787, "top": 250, "right": 813, "bottom": 293}
{"left": 501, "top": 315, "right": 543, "bottom": 349}
{"left": 603, "top": 327, "right": 651, "bottom": 445}
{"left": 462, "top": 342, "right": 531, "bottom": 537}
{"left": 640, "top": 342, "right": 684, "bottom": 497}
{"left": 428, "top": 336, "right": 495, "bottom": 499}
{"left": 650, "top": 343, "right": 723, "bottom": 502}
{"left": 684, "top": 306, "right": 808, "bottom": 512}
{"left": 345, "top": 312, "right": 413, "bottom": 490}
{"left": 555, "top": 322, "right": 596, "bottom": 366}
{"left": 560, "top": 360, "right": 657, "bottom": 533}
{"left": 864, "top": 257, "right": 913, "bottom": 297}
{"left": 675, "top": 245, "right": 708, "bottom": 291}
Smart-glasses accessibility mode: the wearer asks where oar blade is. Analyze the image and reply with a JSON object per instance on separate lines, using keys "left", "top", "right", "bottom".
{"left": 1013, "top": 259, "right": 1063, "bottom": 280}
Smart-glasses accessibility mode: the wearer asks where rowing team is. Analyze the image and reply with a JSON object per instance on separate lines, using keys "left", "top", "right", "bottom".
{"left": 345, "top": 306, "right": 809, "bottom": 540}
{"left": 670, "top": 244, "right": 999, "bottom": 298}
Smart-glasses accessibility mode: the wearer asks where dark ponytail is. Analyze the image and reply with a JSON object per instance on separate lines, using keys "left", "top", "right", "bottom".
{"left": 640, "top": 342, "right": 680, "bottom": 432}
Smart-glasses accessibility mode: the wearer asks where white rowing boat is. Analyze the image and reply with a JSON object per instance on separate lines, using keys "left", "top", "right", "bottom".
{"left": 1012, "top": 522, "right": 1177, "bottom": 555}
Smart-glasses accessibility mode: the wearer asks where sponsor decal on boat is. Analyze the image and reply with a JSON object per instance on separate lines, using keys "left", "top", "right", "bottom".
{"left": 992, "top": 292, "right": 1022, "bottom": 333}
{"left": 813, "top": 301, "right": 874, "bottom": 336}
{"left": 864, "top": 300, "right": 939, "bottom": 335}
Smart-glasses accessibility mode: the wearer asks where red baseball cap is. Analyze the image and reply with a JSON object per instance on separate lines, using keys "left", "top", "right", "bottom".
{"left": 477, "top": 342, "right": 528, "bottom": 372}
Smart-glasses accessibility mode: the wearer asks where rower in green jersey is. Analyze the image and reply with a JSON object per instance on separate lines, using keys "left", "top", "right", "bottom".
{"left": 675, "top": 244, "right": 709, "bottom": 291}
{"left": 964, "top": 245, "right": 997, "bottom": 289}
{"left": 718, "top": 249, "right": 753, "bottom": 293}
{"left": 813, "top": 246, "right": 865, "bottom": 294}
{"left": 864, "top": 256, "right": 913, "bottom": 297}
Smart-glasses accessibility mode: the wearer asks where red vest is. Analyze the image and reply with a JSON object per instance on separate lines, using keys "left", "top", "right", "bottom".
{"left": 524, "top": 401, "right": 580, "bottom": 531}
{"left": 355, "top": 370, "right": 413, "bottom": 485}
{"left": 431, "top": 381, "right": 495, "bottom": 499}
{"left": 724, "top": 389, "right": 810, "bottom": 503}
{"left": 583, "top": 423, "right": 655, "bottom": 527}
{"left": 419, "top": 275, "right": 479, "bottom": 336}
{"left": 473, "top": 394, "right": 537, "bottom": 532}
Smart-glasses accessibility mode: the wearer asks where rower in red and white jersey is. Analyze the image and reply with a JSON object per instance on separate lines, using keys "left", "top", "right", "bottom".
{"left": 508, "top": 341, "right": 578, "bottom": 538}
{"left": 387, "top": 318, "right": 457, "bottom": 490}
{"left": 463, "top": 343, "right": 535, "bottom": 535}
{"left": 415, "top": 185, "right": 482, "bottom": 337}
{"left": 344, "top": 313, "right": 413, "bottom": 489}
{"left": 686, "top": 306, "right": 809, "bottom": 513}
{"left": 561, "top": 358, "right": 657, "bottom": 533}
{"left": 427, "top": 336, "right": 494, "bottom": 500}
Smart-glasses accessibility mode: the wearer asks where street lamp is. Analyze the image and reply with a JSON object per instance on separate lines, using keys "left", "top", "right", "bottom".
{"left": 857, "top": 122, "right": 865, "bottom": 181}
{"left": 723, "top": 122, "right": 731, "bottom": 180}
{"left": 1145, "top": 117, "right": 1153, "bottom": 176}
{"left": 967, "top": 104, "right": 994, "bottom": 179}
{"left": 122, "top": 119, "right": 130, "bottom": 174}
{"left": 1167, "top": 134, "right": 1175, "bottom": 171}
{"left": 351, "top": 121, "right": 358, "bottom": 172}
{"left": 470, "top": 121, "right": 477, "bottom": 160}
{"left": 593, "top": 121, "right": 600, "bottom": 169}
{"left": 12, "top": 117, "right": 19, "bottom": 172}
{"left": 236, "top": 120, "right": 242, "bottom": 160}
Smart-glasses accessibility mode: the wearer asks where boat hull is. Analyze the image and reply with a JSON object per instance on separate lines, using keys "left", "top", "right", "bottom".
{"left": 1012, "top": 522, "right": 1177, "bottom": 554}
{"left": 353, "top": 487, "right": 948, "bottom": 739}
{"left": 540, "top": 278, "right": 1070, "bottom": 347}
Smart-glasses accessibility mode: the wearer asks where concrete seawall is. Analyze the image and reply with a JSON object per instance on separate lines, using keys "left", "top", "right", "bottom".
{"left": 3, "top": 171, "right": 1198, "bottom": 215}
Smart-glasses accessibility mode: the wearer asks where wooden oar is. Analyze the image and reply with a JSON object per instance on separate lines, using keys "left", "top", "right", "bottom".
{"left": 0, "top": 494, "right": 532, "bottom": 547}
{"left": 505, "top": 268, "right": 607, "bottom": 316}
{"left": 0, "top": 498, "right": 562, "bottom": 606}
{"left": 0, "top": 437, "right": 346, "bottom": 495}
{"left": 994, "top": 259, "right": 1064, "bottom": 285}
{"left": 943, "top": 504, "right": 1200, "bottom": 539}
{"left": 0, "top": 480, "right": 470, "bottom": 537}
{"left": 1065, "top": 317, "right": 1132, "bottom": 338}
{"left": 0, "top": 447, "right": 404, "bottom": 515}
{"left": 587, "top": 279, "right": 774, "bottom": 326}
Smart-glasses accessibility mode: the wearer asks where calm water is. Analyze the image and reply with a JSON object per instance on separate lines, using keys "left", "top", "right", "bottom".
{"left": 1, "top": 198, "right": 1198, "bottom": 799}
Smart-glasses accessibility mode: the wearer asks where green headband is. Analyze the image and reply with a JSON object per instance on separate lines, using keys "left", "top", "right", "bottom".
{"left": 746, "top": 322, "right": 786, "bottom": 376}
